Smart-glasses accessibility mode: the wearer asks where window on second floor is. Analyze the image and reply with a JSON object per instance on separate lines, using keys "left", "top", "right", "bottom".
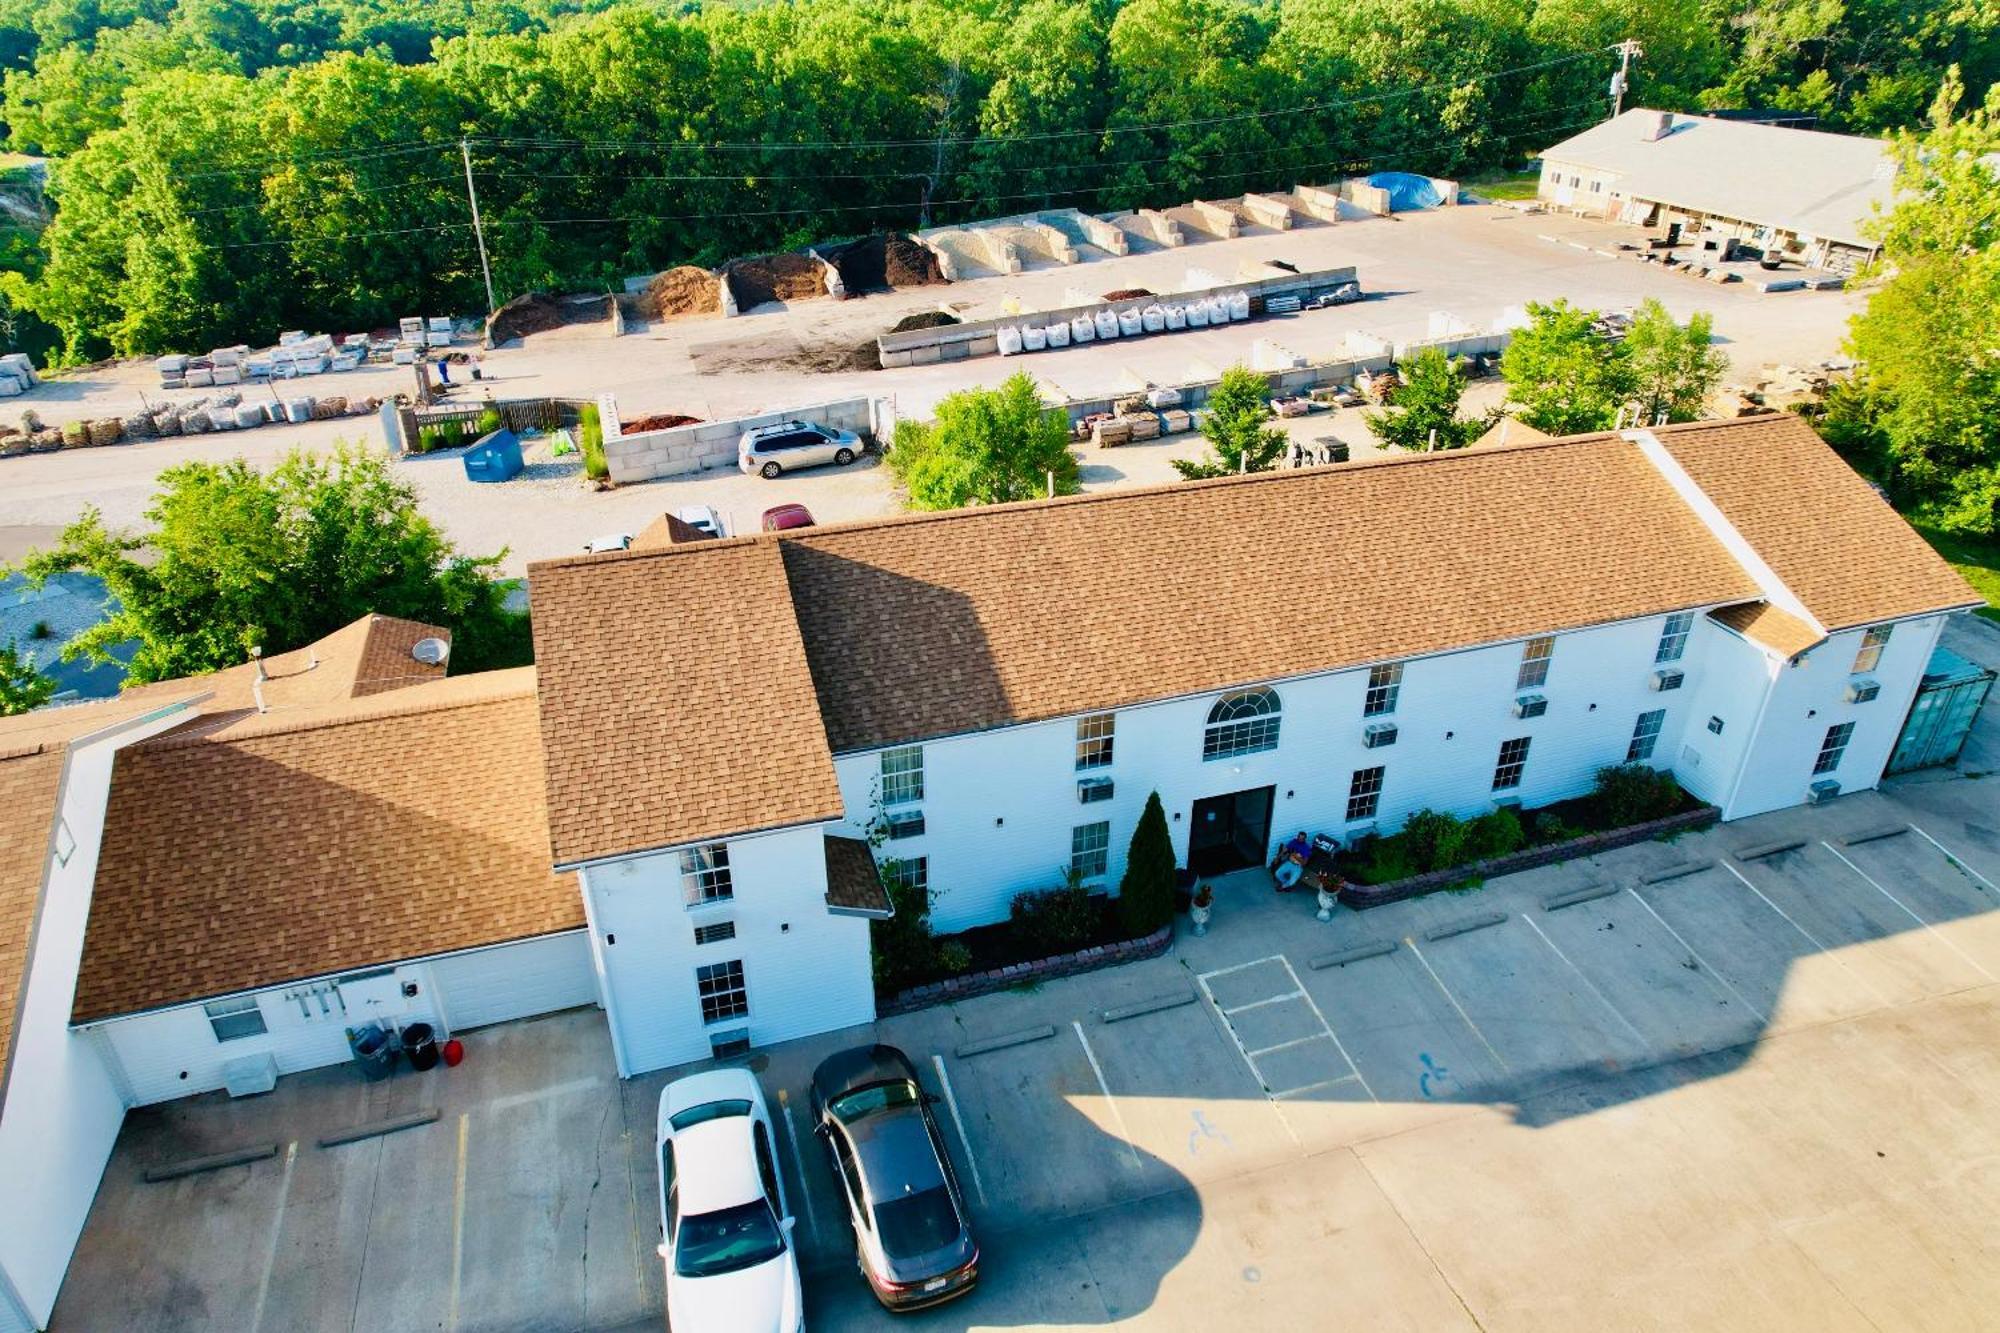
{"left": 880, "top": 745, "right": 924, "bottom": 806}
{"left": 1492, "top": 736, "right": 1532, "bottom": 791}
{"left": 1627, "top": 709, "right": 1667, "bottom": 763}
{"left": 678, "top": 842, "right": 733, "bottom": 906}
{"left": 1516, "top": 638, "right": 1554, "bottom": 691}
{"left": 1654, "top": 612, "right": 1694, "bottom": 664}
{"left": 1852, "top": 625, "right": 1892, "bottom": 674}
{"left": 1203, "top": 688, "right": 1281, "bottom": 760}
{"left": 1363, "top": 663, "right": 1403, "bottom": 717}
{"left": 1075, "top": 713, "right": 1115, "bottom": 770}
{"left": 1071, "top": 821, "right": 1110, "bottom": 881}
{"left": 1814, "top": 722, "right": 1856, "bottom": 775}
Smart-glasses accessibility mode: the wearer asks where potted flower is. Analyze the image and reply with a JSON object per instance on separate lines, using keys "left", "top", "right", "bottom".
{"left": 1190, "top": 883, "right": 1215, "bottom": 936}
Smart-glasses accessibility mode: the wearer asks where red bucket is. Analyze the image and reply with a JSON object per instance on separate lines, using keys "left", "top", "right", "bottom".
{"left": 441, "top": 1038, "right": 465, "bottom": 1068}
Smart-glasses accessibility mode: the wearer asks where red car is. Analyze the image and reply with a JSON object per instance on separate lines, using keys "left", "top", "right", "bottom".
{"left": 760, "top": 503, "right": 816, "bottom": 532}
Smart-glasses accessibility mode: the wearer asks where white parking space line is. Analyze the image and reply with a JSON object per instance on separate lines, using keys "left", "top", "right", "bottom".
{"left": 928, "top": 1054, "right": 992, "bottom": 1206}
{"left": 1069, "top": 1023, "right": 1143, "bottom": 1171}
{"left": 1220, "top": 991, "right": 1305, "bottom": 1016}
{"left": 1519, "top": 915, "right": 1649, "bottom": 1048}
{"left": 1199, "top": 955, "right": 1288, "bottom": 982}
{"left": 1720, "top": 861, "right": 1897, "bottom": 1009}
{"left": 1405, "top": 937, "right": 1512, "bottom": 1075}
{"left": 1910, "top": 824, "right": 2000, "bottom": 893}
{"left": 1246, "top": 1033, "right": 1336, "bottom": 1059}
{"left": 777, "top": 1096, "right": 822, "bottom": 1245}
{"left": 1820, "top": 841, "right": 1998, "bottom": 983}
{"left": 447, "top": 1116, "right": 467, "bottom": 1333}
{"left": 250, "top": 1140, "right": 297, "bottom": 1333}
{"left": 1282, "top": 957, "right": 1377, "bottom": 1103}
{"left": 1625, "top": 887, "right": 1770, "bottom": 1025}
{"left": 1271, "top": 1073, "right": 1363, "bottom": 1100}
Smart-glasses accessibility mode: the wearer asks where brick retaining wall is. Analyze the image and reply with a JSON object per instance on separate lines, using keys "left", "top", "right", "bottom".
{"left": 879, "top": 923, "right": 1174, "bottom": 1016}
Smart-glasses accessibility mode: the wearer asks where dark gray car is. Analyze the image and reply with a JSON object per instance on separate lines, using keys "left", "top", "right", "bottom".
{"left": 809, "top": 1045, "right": 978, "bottom": 1310}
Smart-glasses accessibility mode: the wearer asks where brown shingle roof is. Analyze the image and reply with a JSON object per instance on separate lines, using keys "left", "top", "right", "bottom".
{"left": 632, "top": 513, "right": 716, "bottom": 551}
{"left": 824, "top": 835, "right": 893, "bottom": 917}
{"left": 1655, "top": 416, "right": 1980, "bottom": 630}
{"left": 120, "top": 614, "right": 450, "bottom": 714}
{"left": 74, "top": 668, "right": 579, "bottom": 1022}
{"left": 529, "top": 541, "right": 844, "bottom": 865}
{"left": 1711, "top": 601, "right": 1825, "bottom": 658}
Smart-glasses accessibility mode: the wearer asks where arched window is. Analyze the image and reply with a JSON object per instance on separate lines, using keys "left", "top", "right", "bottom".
{"left": 1203, "top": 687, "right": 1281, "bottom": 760}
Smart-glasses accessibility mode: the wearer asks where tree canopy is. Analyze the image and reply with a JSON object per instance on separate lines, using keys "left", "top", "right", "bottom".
{"left": 1366, "top": 345, "right": 1493, "bottom": 450}
{"left": 3, "top": 0, "right": 1986, "bottom": 362}
{"left": 1499, "top": 299, "right": 1633, "bottom": 435}
{"left": 6, "top": 446, "right": 530, "bottom": 683}
{"left": 0, "top": 642, "right": 53, "bottom": 714}
{"left": 888, "top": 371, "right": 1079, "bottom": 510}
{"left": 1622, "top": 298, "right": 1728, "bottom": 426}
{"left": 1175, "top": 365, "right": 1286, "bottom": 479}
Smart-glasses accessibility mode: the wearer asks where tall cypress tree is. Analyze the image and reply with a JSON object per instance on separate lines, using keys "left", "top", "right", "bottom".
{"left": 1118, "top": 791, "right": 1177, "bottom": 936}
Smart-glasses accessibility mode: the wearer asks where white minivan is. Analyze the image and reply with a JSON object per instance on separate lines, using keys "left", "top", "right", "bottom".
{"left": 739, "top": 420, "right": 862, "bottom": 479}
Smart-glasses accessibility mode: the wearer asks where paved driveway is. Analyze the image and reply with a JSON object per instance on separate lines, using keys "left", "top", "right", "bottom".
{"left": 59, "top": 695, "right": 2000, "bottom": 1330}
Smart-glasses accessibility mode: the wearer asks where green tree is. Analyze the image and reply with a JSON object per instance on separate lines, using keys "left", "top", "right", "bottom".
{"left": 1117, "top": 790, "right": 1176, "bottom": 937}
{"left": 1365, "top": 345, "right": 1493, "bottom": 450}
{"left": 0, "top": 642, "right": 54, "bottom": 715}
{"left": 1499, "top": 298, "right": 1631, "bottom": 436}
{"left": 8, "top": 445, "right": 529, "bottom": 682}
{"left": 1826, "top": 70, "right": 2000, "bottom": 535}
{"left": 1622, "top": 298, "right": 1726, "bottom": 425}
{"left": 1175, "top": 365, "right": 1285, "bottom": 479}
{"left": 888, "top": 371, "right": 1079, "bottom": 510}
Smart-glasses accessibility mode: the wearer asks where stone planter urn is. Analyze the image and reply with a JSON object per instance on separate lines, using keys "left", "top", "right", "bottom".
{"left": 1190, "top": 884, "right": 1215, "bottom": 936}
{"left": 1316, "top": 884, "right": 1339, "bottom": 923}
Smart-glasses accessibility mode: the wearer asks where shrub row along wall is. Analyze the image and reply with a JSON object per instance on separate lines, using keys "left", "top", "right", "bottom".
{"left": 879, "top": 924, "right": 1174, "bottom": 1017}
{"left": 1342, "top": 805, "right": 1720, "bottom": 909}
{"left": 600, "top": 395, "right": 888, "bottom": 484}
{"left": 876, "top": 265, "right": 1360, "bottom": 367}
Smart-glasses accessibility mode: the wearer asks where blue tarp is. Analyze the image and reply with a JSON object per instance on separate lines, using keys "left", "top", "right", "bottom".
{"left": 463, "top": 427, "right": 524, "bottom": 483}
{"left": 1365, "top": 172, "right": 1444, "bottom": 211}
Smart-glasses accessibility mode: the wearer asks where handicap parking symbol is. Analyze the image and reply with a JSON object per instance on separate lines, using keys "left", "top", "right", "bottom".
{"left": 1418, "top": 1052, "right": 1452, "bottom": 1099}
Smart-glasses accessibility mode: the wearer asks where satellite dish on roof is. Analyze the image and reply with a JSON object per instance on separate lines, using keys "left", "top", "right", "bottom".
{"left": 411, "top": 637, "right": 450, "bottom": 666}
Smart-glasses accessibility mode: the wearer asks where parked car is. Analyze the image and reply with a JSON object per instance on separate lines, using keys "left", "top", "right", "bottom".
{"left": 656, "top": 1070, "right": 803, "bottom": 1333}
{"left": 585, "top": 532, "right": 633, "bottom": 553}
{"left": 761, "top": 503, "right": 816, "bottom": 532}
{"left": 677, "top": 505, "right": 727, "bottom": 539}
{"left": 1306, "top": 281, "right": 1362, "bottom": 309}
{"left": 739, "top": 420, "right": 861, "bottom": 479}
{"left": 809, "top": 1045, "right": 978, "bottom": 1311}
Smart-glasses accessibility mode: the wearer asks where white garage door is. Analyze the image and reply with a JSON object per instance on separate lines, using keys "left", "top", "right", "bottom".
{"left": 430, "top": 932, "right": 597, "bottom": 1032}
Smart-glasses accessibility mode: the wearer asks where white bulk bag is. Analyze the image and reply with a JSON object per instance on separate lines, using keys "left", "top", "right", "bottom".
{"left": 1094, "top": 308, "right": 1120, "bottom": 339}
{"left": 1117, "top": 308, "right": 1143, "bottom": 337}
{"left": 1164, "top": 304, "right": 1188, "bottom": 331}
{"left": 1228, "top": 291, "right": 1252, "bottom": 321}
{"left": 1071, "top": 314, "right": 1096, "bottom": 343}
{"left": 1046, "top": 321, "right": 1072, "bottom": 348}
{"left": 1141, "top": 304, "right": 1166, "bottom": 333}
{"left": 997, "top": 324, "right": 1023, "bottom": 356}
{"left": 1021, "top": 324, "right": 1048, "bottom": 351}
{"left": 1186, "top": 300, "right": 1211, "bottom": 328}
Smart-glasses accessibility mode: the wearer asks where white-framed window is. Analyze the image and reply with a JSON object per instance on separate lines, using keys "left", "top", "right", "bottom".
{"left": 1627, "top": 709, "right": 1667, "bottom": 762}
{"left": 1492, "top": 736, "right": 1532, "bottom": 791}
{"left": 1852, "top": 626, "right": 1892, "bottom": 674}
{"left": 884, "top": 856, "right": 928, "bottom": 893}
{"left": 696, "top": 960, "right": 748, "bottom": 1024}
{"left": 1071, "top": 821, "right": 1110, "bottom": 881}
{"left": 1655, "top": 612, "right": 1694, "bottom": 664}
{"left": 1363, "top": 663, "right": 1403, "bottom": 717}
{"left": 693, "top": 920, "right": 736, "bottom": 947}
{"left": 1516, "top": 637, "right": 1554, "bottom": 691}
{"left": 1076, "top": 713, "right": 1116, "bottom": 770}
{"left": 1346, "top": 766, "right": 1385, "bottom": 822}
{"left": 1814, "top": 722, "right": 1856, "bottom": 775}
{"left": 881, "top": 746, "right": 924, "bottom": 806}
{"left": 1204, "top": 687, "right": 1281, "bottom": 760}
{"left": 678, "top": 843, "right": 733, "bottom": 906}
{"left": 204, "top": 995, "right": 267, "bottom": 1043}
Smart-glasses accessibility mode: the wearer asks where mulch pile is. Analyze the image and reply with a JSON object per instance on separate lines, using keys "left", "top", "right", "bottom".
{"left": 724, "top": 253, "right": 827, "bottom": 310}
{"left": 1101, "top": 287, "right": 1153, "bottom": 300}
{"left": 621, "top": 413, "right": 702, "bottom": 433}
{"left": 636, "top": 266, "right": 720, "bottom": 319}
{"left": 822, "top": 233, "right": 949, "bottom": 292}
{"left": 487, "top": 292, "right": 609, "bottom": 344}
{"left": 889, "top": 310, "right": 959, "bottom": 333}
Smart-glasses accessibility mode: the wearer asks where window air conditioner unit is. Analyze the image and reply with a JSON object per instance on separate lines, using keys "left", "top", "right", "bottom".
{"left": 1513, "top": 694, "right": 1548, "bottom": 719}
{"left": 1650, "top": 668, "right": 1685, "bottom": 692}
{"left": 884, "top": 810, "right": 925, "bottom": 840}
{"left": 1078, "top": 777, "right": 1114, "bottom": 804}
{"left": 1363, "top": 722, "right": 1399, "bottom": 748}
{"left": 1845, "top": 679, "right": 1880, "bottom": 704}
{"left": 1806, "top": 780, "right": 1841, "bottom": 805}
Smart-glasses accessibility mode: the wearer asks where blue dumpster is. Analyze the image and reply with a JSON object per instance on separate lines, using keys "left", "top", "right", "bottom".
{"left": 462, "top": 427, "right": 524, "bottom": 483}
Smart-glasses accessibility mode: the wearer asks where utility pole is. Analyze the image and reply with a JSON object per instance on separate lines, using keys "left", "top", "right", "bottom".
{"left": 1609, "top": 39, "right": 1644, "bottom": 119}
{"left": 460, "top": 138, "right": 496, "bottom": 317}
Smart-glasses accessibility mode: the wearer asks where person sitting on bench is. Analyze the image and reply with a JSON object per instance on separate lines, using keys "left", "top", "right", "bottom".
{"left": 1272, "top": 831, "right": 1311, "bottom": 891}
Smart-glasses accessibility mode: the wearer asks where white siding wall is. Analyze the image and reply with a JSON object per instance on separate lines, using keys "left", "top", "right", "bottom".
{"left": 584, "top": 824, "right": 876, "bottom": 1077}
{"left": 836, "top": 614, "right": 1713, "bottom": 933}
{"left": 0, "top": 712, "right": 186, "bottom": 1331}
{"left": 430, "top": 932, "right": 596, "bottom": 1031}
{"left": 1672, "top": 620, "right": 1778, "bottom": 810}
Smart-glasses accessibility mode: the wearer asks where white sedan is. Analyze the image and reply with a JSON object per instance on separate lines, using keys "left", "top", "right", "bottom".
{"left": 657, "top": 1069, "right": 803, "bottom": 1332}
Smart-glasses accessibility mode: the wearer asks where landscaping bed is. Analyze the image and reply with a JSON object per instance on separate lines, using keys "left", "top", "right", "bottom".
{"left": 880, "top": 924, "right": 1172, "bottom": 1016}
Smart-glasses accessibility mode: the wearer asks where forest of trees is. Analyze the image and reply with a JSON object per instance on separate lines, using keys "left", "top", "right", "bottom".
{"left": 0, "top": 0, "right": 1992, "bottom": 362}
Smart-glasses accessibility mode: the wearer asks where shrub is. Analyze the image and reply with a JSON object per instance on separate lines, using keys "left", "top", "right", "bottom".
{"left": 1352, "top": 835, "right": 1419, "bottom": 885}
{"left": 1009, "top": 882, "right": 1097, "bottom": 958}
{"left": 1530, "top": 810, "right": 1586, "bottom": 844}
{"left": 475, "top": 406, "right": 503, "bottom": 436}
{"left": 871, "top": 863, "right": 938, "bottom": 993}
{"left": 1117, "top": 791, "right": 1176, "bottom": 937}
{"left": 1463, "top": 808, "right": 1526, "bottom": 861}
{"left": 1400, "top": 808, "right": 1471, "bottom": 873}
{"left": 1591, "top": 764, "right": 1685, "bottom": 827}
{"left": 578, "top": 402, "right": 608, "bottom": 480}
{"left": 934, "top": 939, "right": 973, "bottom": 975}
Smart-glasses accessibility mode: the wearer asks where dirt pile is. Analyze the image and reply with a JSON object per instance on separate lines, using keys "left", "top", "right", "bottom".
{"left": 724, "top": 253, "right": 827, "bottom": 310}
{"left": 487, "top": 292, "right": 609, "bottom": 344}
{"left": 621, "top": 412, "right": 702, "bottom": 433}
{"left": 637, "top": 266, "right": 720, "bottom": 319}
{"left": 1102, "top": 287, "right": 1152, "bottom": 300}
{"left": 823, "top": 233, "right": 950, "bottom": 292}
{"left": 889, "top": 310, "right": 959, "bottom": 334}
{"left": 884, "top": 235, "right": 947, "bottom": 287}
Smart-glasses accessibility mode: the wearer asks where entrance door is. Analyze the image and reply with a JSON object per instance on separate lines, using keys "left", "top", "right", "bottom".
{"left": 1188, "top": 786, "right": 1276, "bottom": 877}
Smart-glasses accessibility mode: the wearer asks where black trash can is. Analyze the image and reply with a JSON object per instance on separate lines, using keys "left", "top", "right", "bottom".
{"left": 350, "top": 1024, "right": 399, "bottom": 1081}
{"left": 401, "top": 1022, "right": 440, "bottom": 1072}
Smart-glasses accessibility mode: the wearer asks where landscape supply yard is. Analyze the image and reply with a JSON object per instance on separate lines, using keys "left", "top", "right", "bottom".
{"left": 52, "top": 623, "right": 2000, "bottom": 1332}
{"left": 0, "top": 202, "right": 1860, "bottom": 575}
